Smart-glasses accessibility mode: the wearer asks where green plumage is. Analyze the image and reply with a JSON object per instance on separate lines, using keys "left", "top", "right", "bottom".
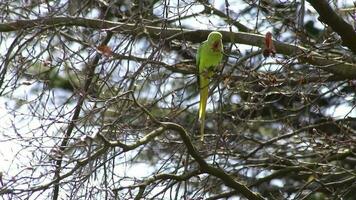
{"left": 196, "top": 31, "right": 223, "bottom": 141}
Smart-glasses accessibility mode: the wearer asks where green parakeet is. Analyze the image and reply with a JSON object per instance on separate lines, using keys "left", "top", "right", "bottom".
{"left": 196, "top": 31, "right": 223, "bottom": 141}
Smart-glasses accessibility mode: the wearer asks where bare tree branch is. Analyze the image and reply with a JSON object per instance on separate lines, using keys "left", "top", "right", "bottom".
{"left": 306, "top": 0, "right": 356, "bottom": 53}
{"left": 1, "top": 17, "right": 354, "bottom": 79}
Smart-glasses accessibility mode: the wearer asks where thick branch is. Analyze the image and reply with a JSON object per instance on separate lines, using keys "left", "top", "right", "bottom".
{"left": 162, "top": 122, "right": 265, "bottom": 200}
{"left": 306, "top": 0, "right": 356, "bottom": 54}
{"left": 1, "top": 17, "right": 355, "bottom": 78}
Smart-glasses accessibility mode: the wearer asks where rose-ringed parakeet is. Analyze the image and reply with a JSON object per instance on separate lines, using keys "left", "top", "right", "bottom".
{"left": 196, "top": 31, "right": 223, "bottom": 141}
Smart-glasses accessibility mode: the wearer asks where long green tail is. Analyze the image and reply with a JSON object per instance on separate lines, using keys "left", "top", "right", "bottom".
{"left": 199, "top": 77, "right": 209, "bottom": 141}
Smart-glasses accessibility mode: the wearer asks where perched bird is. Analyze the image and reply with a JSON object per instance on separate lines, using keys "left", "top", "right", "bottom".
{"left": 196, "top": 31, "right": 223, "bottom": 141}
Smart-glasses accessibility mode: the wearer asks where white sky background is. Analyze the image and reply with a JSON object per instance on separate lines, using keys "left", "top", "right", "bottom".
{"left": 0, "top": 0, "right": 355, "bottom": 199}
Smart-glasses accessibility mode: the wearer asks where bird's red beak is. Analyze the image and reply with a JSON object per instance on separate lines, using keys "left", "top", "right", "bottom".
{"left": 212, "top": 41, "right": 220, "bottom": 51}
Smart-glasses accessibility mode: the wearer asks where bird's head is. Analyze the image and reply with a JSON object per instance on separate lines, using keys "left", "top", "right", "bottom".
{"left": 207, "top": 32, "right": 222, "bottom": 52}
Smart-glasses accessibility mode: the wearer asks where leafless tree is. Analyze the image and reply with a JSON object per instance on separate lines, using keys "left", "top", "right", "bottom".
{"left": 0, "top": 0, "right": 355, "bottom": 199}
